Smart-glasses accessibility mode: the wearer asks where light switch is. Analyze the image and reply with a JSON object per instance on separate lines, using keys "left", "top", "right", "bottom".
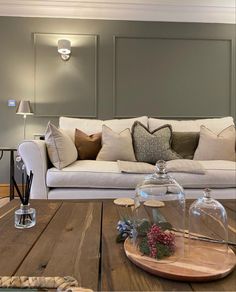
{"left": 8, "top": 99, "right": 16, "bottom": 107}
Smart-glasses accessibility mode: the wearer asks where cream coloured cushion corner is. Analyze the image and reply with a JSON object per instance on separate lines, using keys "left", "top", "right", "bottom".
{"left": 193, "top": 125, "right": 236, "bottom": 161}
{"left": 148, "top": 117, "right": 234, "bottom": 133}
{"left": 96, "top": 125, "right": 136, "bottom": 162}
{"left": 45, "top": 122, "right": 77, "bottom": 169}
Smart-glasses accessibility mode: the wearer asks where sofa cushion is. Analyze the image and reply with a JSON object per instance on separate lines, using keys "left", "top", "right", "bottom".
{"left": 132, "top": 121, "right": 180, "bottom": 163}
{"left": 75, "top": 128, "right": 102, "bottom": 160}
{"left": 96, "top": 125, "right": 136, "bottom": 161}
{"left": 104, "top": 117, "right": 148, "bottom": 133}
{"left": 46, "top": 160, "right": 236, "bottom": 189}
{"left": 172, "top": 132, "right": 200, "bottom": 159}
{"left": 171, "top": 160, "right": 236, "bottom": 188}
{"left": 59, "top": 116, "right": 148, "bottom": 141}
{"left": 47, "top": 160, "right": 146, "bottom": 189}
{"left": 193, "top": 125, "right": 236, "bottom": 161}
{"left": 148, "top": 117, "right": 234, "bottom": 133}
{"left": 45, "top": 122, "right": 77, "bottom": 170}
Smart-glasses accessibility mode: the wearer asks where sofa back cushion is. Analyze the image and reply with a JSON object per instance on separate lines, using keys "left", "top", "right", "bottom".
{"left": 59, "top": 116, "right": 148, "bottom": 141}
{"left": 172, "top": 132, "right": 200, "bottom": 159}
{"left": 148, "top": 117, "right": 234, "bottom": 134}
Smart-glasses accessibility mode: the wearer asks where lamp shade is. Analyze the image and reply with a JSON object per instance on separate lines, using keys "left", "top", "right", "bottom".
{"left": 16, "top": 100, "right": 33, "bottom": 115}
{"left": 58, "top": 39, "right": 71, "bottom": 55}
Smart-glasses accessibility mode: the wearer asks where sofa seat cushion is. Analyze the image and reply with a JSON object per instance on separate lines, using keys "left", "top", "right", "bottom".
{"left": 47, "top": 160, "right": 146, "bottom": 189}
{"left": 171, "top": 160, "right": 236, "bottom": 188}
{"left": 46, "top": 160, "right": 236, "bottom": 189}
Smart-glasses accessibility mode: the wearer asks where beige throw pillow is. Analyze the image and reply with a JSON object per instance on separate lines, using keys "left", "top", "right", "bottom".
{"left": 45, "top": 122, "right": 77, "bottom": 169}
{"left": 96, "top": 125, "right": 136, "bottom": 161}
{"left": 193, "top": 125, "right": 236, "bottom": 161}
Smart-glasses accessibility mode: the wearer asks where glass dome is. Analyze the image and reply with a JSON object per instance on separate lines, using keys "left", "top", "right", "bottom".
{"left": 188, "top": 188, "right": 229, "bottom": 265}
{"left": 133, "top": 160, "right": 185, "bottom": 263}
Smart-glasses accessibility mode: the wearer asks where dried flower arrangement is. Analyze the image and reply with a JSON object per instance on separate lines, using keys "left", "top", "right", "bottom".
{"left": 139, "top": 224, "right": 175, "bottom": 259}
{"left": 117, "top": 219, "right": 176, "bottom": 260}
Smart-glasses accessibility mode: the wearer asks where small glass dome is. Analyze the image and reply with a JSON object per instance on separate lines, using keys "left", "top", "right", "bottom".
{"left": 188, "top": 189, "right": 228, "bottom": 265}
{"left": 133, "top": 160, "right": 185, "bottom": 263}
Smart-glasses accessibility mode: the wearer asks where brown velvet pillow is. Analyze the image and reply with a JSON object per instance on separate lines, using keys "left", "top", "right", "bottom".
{"left": 171, "top": 132, "right": 200, "bottom": 159}
{"left": 75, "top": 129, "right": 102, "bottom": 160}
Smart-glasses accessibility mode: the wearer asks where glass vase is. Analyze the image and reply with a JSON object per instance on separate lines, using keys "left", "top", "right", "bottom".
{"left": 188, "top": 188, "right": 229, "bottom": 265}
{"left": 15, "top": 204, "right": 36, "bottom": 229}
{"left": 133, "top": 160, "right": 185, "bottom": 263}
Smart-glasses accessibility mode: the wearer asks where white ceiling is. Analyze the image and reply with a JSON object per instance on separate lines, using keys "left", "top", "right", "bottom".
{"left": 0, "top": 0, "right": 235, "bottom": 23}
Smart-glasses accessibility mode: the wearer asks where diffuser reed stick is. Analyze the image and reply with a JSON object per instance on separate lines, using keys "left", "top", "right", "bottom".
{"left": 13, "top": 171, "right": 35, "bottom": 228}
{"left": 12, "top": 171, "right": 33, "bottom": 205}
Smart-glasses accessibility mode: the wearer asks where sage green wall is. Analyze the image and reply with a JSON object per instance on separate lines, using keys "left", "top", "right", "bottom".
{"left": 0, "top": 16, "right": 235, "bottom": 183}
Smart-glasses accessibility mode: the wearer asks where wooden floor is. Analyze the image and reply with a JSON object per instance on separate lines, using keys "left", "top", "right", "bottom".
{"left": 0, "top": 185, "right": 10, "bottom": 207}
{"left": 0, "top": 184, "right": 9, "bottom": 198}
{"left": 0, "top": 197, "right": 9, "bottom": 208}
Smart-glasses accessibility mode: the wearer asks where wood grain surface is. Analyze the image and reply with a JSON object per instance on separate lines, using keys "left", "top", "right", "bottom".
{"left": 101, "top": 201, "right": 192, "bottom": 291}
{"left": 189, "top": 200, "right": 236, "bottom": 292}
{"left": 0, "top": 200, "right": 61, "bottom": 276}
{"left": 15, "top": 202, "right": 102, "bottom": 291}
{"left": 124, "top": 237, "right": 236, "bottom": 282}
{"left": 0, "top": 199, "right": 235, "bottom": 291}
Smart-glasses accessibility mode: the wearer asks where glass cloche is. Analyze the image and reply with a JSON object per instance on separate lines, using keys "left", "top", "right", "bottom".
{"left": 188, "top": 188, "right": 229, "bottom": 265}
{"left": 133, "top": 160, "right": 185, "bottom": 263}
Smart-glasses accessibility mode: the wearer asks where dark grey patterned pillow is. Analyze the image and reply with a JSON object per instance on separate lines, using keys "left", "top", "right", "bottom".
{"left": 132, "top": 121, "right": 181, "bottom": 164}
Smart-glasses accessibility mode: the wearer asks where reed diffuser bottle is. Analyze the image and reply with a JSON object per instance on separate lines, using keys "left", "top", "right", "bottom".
{"left": 15, "top": 204, "right": 36, "bottom": 229}
{"left": 13, "top": 170, "right": 36, "bottom": 229}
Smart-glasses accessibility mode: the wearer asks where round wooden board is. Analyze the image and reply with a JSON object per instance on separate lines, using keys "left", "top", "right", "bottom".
{"left": 124, "top": 237, "right": 236, "bottom": 282}
{"left": 114, "top": 198, "right": 134, "bottom": 207}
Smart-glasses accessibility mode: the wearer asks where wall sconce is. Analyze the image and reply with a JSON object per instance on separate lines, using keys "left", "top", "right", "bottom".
{"left": 58, "top": 39, "right": 71, "bottom": 61}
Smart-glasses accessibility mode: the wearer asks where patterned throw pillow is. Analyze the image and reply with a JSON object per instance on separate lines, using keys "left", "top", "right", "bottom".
{"left": 132, "top": 121, "right": 181, "bottom": 164}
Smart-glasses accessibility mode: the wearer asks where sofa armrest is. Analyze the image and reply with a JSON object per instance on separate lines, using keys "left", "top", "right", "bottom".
{"left": 18, "top": 140, "right": 49, "bottom": 199}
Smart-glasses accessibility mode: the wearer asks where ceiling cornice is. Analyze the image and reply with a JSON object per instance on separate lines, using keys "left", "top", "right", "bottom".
{"left": 0, "top": 0, "right": 235, "bottom": 24}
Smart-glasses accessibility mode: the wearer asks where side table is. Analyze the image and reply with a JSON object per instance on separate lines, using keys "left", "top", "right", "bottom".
{"left": 0, "top": 147, "right": 17, "bottom": 200}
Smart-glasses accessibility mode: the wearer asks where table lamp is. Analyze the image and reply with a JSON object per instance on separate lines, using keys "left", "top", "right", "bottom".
{"left": 16, "top": 100, "right": 34, "bottom": 140}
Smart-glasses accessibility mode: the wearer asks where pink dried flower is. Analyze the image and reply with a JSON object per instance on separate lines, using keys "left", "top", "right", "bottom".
{"left": 147, "top": 224, "right": 175, "bottom": 258}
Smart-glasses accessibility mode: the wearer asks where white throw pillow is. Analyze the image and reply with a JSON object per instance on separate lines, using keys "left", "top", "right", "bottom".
{"left": 193, "top": 125, "right": 236, "bottom": 161}
{"left": 96, "top": 125, "right": 136, "bottom": 162}
{"left": 148, "top": 117, "right": 234, "bottom": 133}
{"left": 45, "top": 122, "right": 77, "bottom": 169}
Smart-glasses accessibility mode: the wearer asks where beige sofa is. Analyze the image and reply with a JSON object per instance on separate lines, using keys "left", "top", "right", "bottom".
{"left": 18, "top": 116, "right": 236, "bottom": 200}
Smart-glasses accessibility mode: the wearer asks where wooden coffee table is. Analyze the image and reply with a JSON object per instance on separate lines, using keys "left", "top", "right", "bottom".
{"left": 0, "top": 199, "right": 235, "bottom": 291}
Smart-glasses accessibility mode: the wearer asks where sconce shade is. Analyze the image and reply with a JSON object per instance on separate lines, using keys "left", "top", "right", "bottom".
{"left": 16, "top": 100, "right": 34, "bottom": 115}
{"left": 58, "top": 39, "right": 71, "bottom": 55}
